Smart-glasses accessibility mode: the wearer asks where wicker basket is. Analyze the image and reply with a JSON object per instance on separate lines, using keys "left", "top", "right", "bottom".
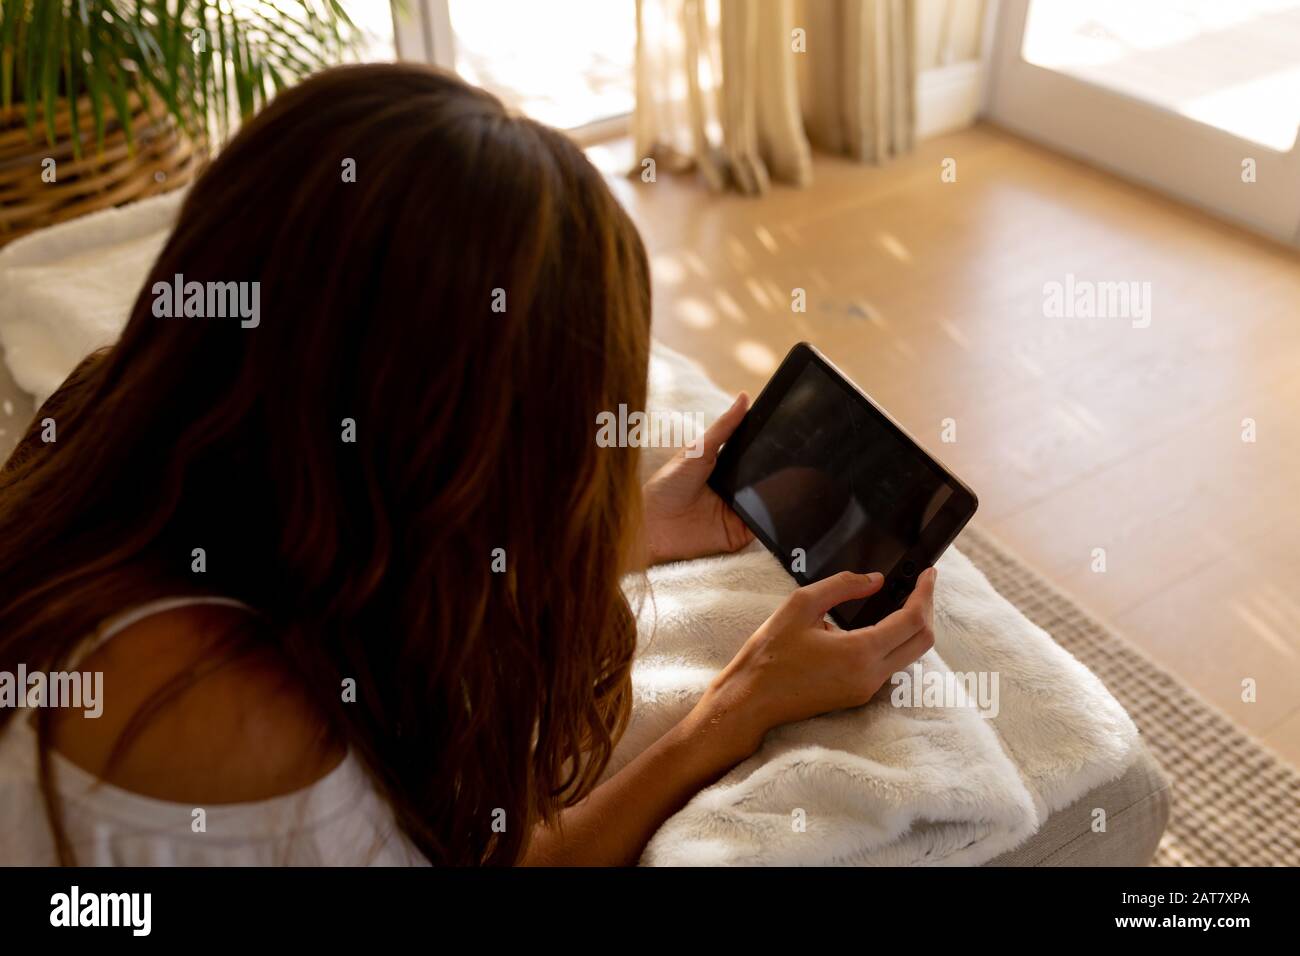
{"left": 0, "top": 92, "right": 205, "bottom": 249}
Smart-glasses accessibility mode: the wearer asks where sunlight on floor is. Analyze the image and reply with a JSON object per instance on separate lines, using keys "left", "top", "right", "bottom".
{"left": 734, "top": 340, "right": 778, "bottom": 375}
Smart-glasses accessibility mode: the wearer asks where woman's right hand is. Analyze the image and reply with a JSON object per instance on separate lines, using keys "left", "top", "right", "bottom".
{"left": 687, "top": 568, "right": 937, "bottom": 763}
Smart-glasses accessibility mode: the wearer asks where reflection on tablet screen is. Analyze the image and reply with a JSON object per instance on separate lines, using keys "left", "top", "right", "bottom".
{"left": 730, "top": 362, "right": 953, "bottom": 622}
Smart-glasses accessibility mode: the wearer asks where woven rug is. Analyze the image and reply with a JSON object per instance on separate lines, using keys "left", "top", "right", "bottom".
{"left": 957, "top": 524, "right": 1300, "bottom": 867}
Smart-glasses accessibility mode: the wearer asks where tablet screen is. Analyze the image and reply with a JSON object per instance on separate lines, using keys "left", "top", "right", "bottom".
{"left": 729, "top": 361, "right": 954, "bottom": 622}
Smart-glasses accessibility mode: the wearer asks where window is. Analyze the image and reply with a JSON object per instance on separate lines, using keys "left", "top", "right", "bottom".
{"left": 987, "top": 0, "right": 1300, "bottom": 243}
{"left": 394, "top": 0, "right": 635, "bottom": 134}
{"left": 1022, "top": 0, "right": 1300, "bottom": 151}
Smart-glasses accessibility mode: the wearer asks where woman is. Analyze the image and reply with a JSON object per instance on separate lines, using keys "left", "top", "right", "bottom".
{"left": 0, "top": 64, "right": 935, "bottom": 866}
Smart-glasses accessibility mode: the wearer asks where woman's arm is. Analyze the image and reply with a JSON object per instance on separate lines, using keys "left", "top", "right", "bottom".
{"left": 520, "top": 690, "right": 758, "bottom": 866}
{"left": 521, "top": 567, "right": 937, "bottom": 866}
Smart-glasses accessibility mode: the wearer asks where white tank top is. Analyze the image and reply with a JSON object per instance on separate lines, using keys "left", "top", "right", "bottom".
{"left": 0, "top": 597, "right": 427, "bottom": 865}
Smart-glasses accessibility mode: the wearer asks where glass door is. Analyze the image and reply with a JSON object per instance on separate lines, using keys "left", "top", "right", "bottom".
{"left": 986, "top": 0, "right": 1300, "bottom": 244}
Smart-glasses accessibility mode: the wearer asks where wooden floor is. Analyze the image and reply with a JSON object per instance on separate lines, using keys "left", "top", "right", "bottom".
{"left": 604, "top": 122, "right": 1300, "bottom": 770}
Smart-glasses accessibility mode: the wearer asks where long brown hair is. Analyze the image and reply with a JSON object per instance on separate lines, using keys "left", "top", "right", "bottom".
{"left": 0, "top": 63, "right": 651, "bottom": 865}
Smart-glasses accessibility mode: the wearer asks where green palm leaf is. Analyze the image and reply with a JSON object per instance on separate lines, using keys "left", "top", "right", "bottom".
{"left": 1, "top": 0, "right": 359, "bottom": 153}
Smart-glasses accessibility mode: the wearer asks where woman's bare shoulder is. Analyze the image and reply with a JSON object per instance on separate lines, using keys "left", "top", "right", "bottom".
{"left": 46, "top": 603, "right": 346, "bottom": 803}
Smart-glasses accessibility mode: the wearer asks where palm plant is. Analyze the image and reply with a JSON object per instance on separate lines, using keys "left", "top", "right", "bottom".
{"left": 1, "top": 0, "right": 359, "bottom": 157}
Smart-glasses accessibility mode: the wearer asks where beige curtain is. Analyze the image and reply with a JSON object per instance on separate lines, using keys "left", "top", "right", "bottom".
{"left": 633, "top": 0, "right": 916, "bottom": 195}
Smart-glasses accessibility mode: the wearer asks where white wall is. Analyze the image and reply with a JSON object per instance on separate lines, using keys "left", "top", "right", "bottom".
{"left": 915, "top": 0, "right": 988, "bottom": 138}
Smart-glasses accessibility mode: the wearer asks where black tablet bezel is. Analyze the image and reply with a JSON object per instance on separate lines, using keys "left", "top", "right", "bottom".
{"left": 707, "top": 341, "right": 979, "bottom": 629}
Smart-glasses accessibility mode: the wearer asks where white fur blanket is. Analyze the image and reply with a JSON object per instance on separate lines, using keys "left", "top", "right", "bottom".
{"left": 0, "top": 192, "right": 1140, "bottom": 866}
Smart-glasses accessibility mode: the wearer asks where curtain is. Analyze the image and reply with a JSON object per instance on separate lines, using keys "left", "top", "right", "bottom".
{"left": 633, "top": 0, "right": 916, "bottom": 195}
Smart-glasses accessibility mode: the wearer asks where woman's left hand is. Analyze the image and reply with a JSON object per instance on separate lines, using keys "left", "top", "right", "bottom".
{"left": 641, "top": 393, "right": 755, "bottom": 565}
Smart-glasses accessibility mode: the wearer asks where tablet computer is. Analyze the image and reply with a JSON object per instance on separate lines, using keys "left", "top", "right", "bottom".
{"left": 708, "top": 342, "right": 978, "bottom": 629}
